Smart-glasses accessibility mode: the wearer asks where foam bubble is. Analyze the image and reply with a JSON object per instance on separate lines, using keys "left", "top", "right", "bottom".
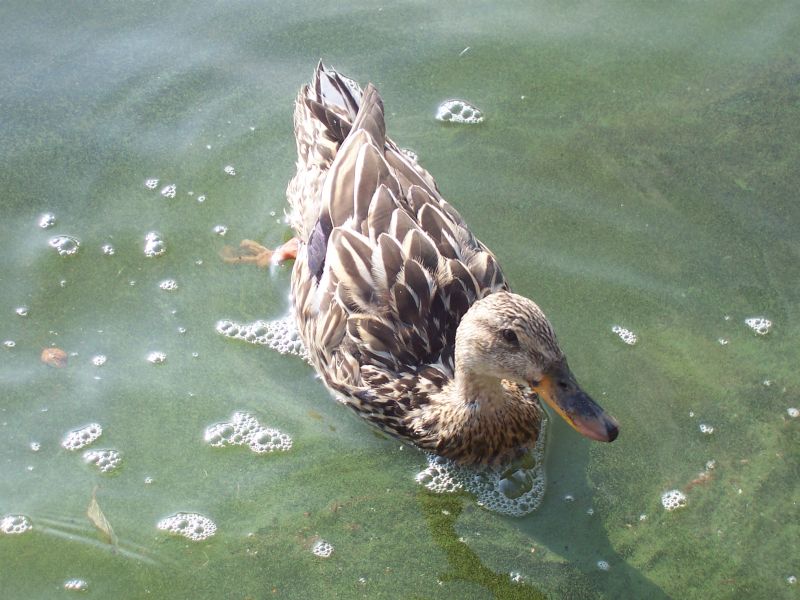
{"left": 91, "top": 354, "right": 107, "bottom": 366}
{"left": 83, "top": 449, "right": 122, "bottom": 473}
{"left": 101, "top": 243, "right": 115, "bottom": 256}
{"left": 699, "top": 423, "right": 714, "bottom": 434}
{"left": 661, "top": 489, "right": 687, "bottom": 511}
{"left": 204, "top": 411, "right": 292, "bottom": 454}
{"left": 64, "top": 579, "right": 88, "bottom": 592}
{"left": 62, "top": 424, "right": 102, "bottom": 450}
{"left": 596, "top": 560, "right": 610, "bottom": 571}
{"left": 30, "top": 442, "right": 41, "bottom": 452}
{"left": 197, "top": 195, "right": 206, "bottom": 203}
{"left": 144, "top": 178, "right": 159, "bottom": 190}
{"left": 159, "top": 279, "right": 179, "bottom": 291}
{"left": 212, "top": 225, "right": 228, "bottom": 236}
{"left": 612, "top": 325, "right": 638, "bottom": 345}
{"left": 718, "top": 338, "right": 729, "bottom": 346}
{"left": 745, "top": 317, "right": 772, "bottom": 335}
{"left": 435, "top": 99, "right": 484, "bottom": 124}
{"left": 1, "top": 514, "right": 32, "bottom": 535}
{"left": 788, "top": 408, "right": 799, "bottom": 418}
{"left": 15, "top": 306, "right": 29, "bottom": 317}
{"left": 144, "top": 232, "right": 166, "bottom": 257}
{"left": 416, "top": 416, "right": 548, "bottom": 517}
{"left": 39, "top": 213, "right": 56, "bottom": 229}
{"left": 146, "top": 351, "right": 166, "bottom": 364}
{"left": 224, "top": 165, "right": 236, "bottom": 176}
{"left": 4, "top": 340, "right": 16, "bottom": 348}
{"left": 216, "top": 315, "right": 308, "bottom": 359}
{"left": 312, "top": 539, "right": 334, "bottom": 558}
{"left": 788, "top": 575, "right": 797, "bottom": 585}
{"left": 49, "top": 235, "right": 80, "bottom": 256}
{"left": 157, "top": 513, "right": 216, "bottom": 541}
{"left": 160, "top": 184, "right": 176, "bottom": 198}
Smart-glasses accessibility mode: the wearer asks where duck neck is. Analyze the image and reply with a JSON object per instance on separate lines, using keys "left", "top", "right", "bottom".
{"left": 453, "top": 365, "right": 509, "bottom": 411}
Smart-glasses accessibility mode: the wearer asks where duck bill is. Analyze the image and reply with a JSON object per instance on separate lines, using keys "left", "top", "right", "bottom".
{"left": 529, "top": 361, "right": 619, "bottom": 442}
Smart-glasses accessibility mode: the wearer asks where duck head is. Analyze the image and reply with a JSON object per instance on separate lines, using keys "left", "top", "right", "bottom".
{"left": 455, "top": 291, "right": 619, "bottom": 442}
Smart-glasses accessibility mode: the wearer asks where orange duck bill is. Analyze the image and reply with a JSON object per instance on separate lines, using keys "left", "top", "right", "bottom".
{"left": 528, "top": 360, "right": 619, "bottom": 442}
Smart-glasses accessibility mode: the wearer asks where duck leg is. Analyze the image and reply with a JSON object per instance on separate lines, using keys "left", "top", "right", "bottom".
{"left": 221, "top": 237, "right": 299, "bottom": 268}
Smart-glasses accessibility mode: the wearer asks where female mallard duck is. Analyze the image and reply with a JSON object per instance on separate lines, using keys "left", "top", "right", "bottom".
{"left": 232, "top": 62, "right": 619, "bottom": 465}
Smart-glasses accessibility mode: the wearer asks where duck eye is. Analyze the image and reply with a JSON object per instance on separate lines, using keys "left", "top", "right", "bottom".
{"left": 501, "top": 329, "right": 519, "bottom": 346}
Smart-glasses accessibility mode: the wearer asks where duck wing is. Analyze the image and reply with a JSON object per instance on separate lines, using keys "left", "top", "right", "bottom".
{"left": 291, "top": 64, "right": 509, "bottom": 438}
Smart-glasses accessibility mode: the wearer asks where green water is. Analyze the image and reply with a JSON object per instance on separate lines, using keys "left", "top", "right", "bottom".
{"left": 1, "top": 1, "right": 798, "bottom": 598}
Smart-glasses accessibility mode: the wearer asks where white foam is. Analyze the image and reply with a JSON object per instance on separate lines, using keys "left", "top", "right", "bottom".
{"left": 312, "top": 539, "right": 334, "bottom": 558}
{"left": 596, "top": 560, "right": 610, "bottom": 571}
{"left": 1, "top": 514, "right": 32, "bottom": 535}
{"left": 63, "top": 579, "right": 88, "bottom": 592}
{"left": 160, "top": 184, "right": 176, "bottom": 198}
{"left": 661, "top": 489, "right": 687, "bottom": 511}
{"left": 159, "top": 279, "right": 179, "bottom": 291}
{"left": 101, "top": 243, "right": 115, "bottom": 256}
{"left": 91, "top": 355, "right": 107, "bottom": 367}
{"left": 62, "top": 424, "right": 102, "bottom": 451}
{"left": 49, "top": 235, "right": 80, "bottom": 256}
{"left": 788, "top": 408, "right": 799, "bottom": 418}
{"left": 416, "top": 416, "right": 548, "bottom": 517}
{"left": 745, "top": 317, "right": 772, "bottom": 335}
{"left": 144, "top": 232, "right": 166, "bottom": 257}
{"left": 157, "top": 512, "right": 216, "bottom": 541}
{"left": 205, "top": 411, "right": 292, "bottom": 454}
{"left": 83, "top": 449, "right": 122, "bottom": 473}
{"left": 39, "top": 213, "right": 56, "bottom": 229}
{"left": 144, "top": 178, "right": 159, "bottom": 190}
{"left": 15, "top": 306, "right": 28, "bottom": 317}
{"left": 224, "top": 165, "right": 236, "bottom": 176}
{"left": 435, "top": 99, "right": 484, "bottom": 124}
{"left": 612, "top": 325, "right": 638, "bottom": 345}
{"left": 212, "top": 225, "right": 228, "bottom": 236}
{"left": 699, "top": 423, "right": 714, "bottom": 434}
{"left": 147, "top": 351, "right": 166, "bottom": 364}
{"left": 216, "top": 315, "right": 308, "bottom": 360}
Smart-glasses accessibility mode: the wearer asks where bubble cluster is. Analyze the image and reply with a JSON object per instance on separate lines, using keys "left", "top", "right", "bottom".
{"left": 62, "top": 424, "right": 102, "bottom": 450}
{"left": 216, "top": 315, "right": 308, "bottom": 359}
{"left": 91, "top": 354, "right": 107, "bottom": 366}
{"left": 745, "top": 317, "right": 772, "bottom": 335}
{"left": 596, "top": 560, "right": 610, "bottom": 571}
{"left": 30, "top": 442, "right": 41, "bottom": 452}
{"left": 224, "top": 165, "right": 236, "bottom": 176}
{"left": 699, "top": 423, "right": 714, "bottom": 434}
{"left": 39, "top": 213, "right": 56, "bottom": 229}
{"left": 1, "top": 514, "right": 32, "bottom": 535}
{"left": 204, "top": 411, "right": 292, "bottom": 454}
{"left": 157, "top": 513, "right": 216, "bottom": 541}
{"left": 144, "top": 232, "right": 166, "bottom": 257}
{"left": 15, "top": 306, "right": 29, "bottom": 317}
{"left": 64, "top": 579, "right": 88, "bottom": 592}
{"left": 49, "top": 235, "right": 80, "bottom": 256}
{"left": 83, "top": 449, "right": 122, "bottom": 473}
{"left": 788, "top": 408, "right": 799, "bottom": 418}
{"left": 160, "top": 184, "right": 176, "bottom": 198}
{"left": 212, "top": 225, "right": 228, "bottom": 236}
{"left": 144, "top": 178, "right": 159, "bottom": 190}
{"left": 146, "top": 351, "right": 166, "bottom": 364}
{"left": 4, "top": 340, "right": 16, "bottom": 348}
{"left": 416, "top": 417, "right": 548, "bottom": 517}
{"left": 101, "top": 243, "right": 115, "bottom": 256}
{"left": 788, "top": 576, "right": 797, "bottom": 585}
{"left": 312, "top": 539, "right": 334, "bottom": 558}
{"left": 661, "top": 489, "right": 687, "bottom": 511}
{"left": 159, "top": 279, "right": 179, "bottom": 291}
{"left": 435, "top": 99, "right": 484, "bottom": 124}
{"left": 612, "top": 325, "right": 638, "bottom": 345}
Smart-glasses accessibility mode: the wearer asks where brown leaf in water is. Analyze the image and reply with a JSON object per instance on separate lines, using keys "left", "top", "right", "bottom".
{"left": 41, "top": 347, "right": 68, "bottom": 368}
{"left": 88, "top": 486, "right": 117, "bottom": 545}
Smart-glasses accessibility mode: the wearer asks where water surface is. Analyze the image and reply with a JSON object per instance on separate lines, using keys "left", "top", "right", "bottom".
{"left": 1, "top": 1, "right": 799, "bottom": 598}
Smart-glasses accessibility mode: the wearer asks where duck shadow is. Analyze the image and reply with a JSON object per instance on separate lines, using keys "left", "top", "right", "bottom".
{"left": 510, "top": 419, "right": 671, "bottom": 599}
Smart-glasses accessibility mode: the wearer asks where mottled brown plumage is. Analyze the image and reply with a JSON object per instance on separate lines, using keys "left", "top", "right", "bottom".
{"left": 283, "top": 63, "right": 618, "bottom": 465}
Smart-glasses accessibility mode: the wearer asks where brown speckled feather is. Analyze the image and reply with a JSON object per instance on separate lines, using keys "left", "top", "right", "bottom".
{"left": 287, "top": 64, "right": 510, "bottom": 446}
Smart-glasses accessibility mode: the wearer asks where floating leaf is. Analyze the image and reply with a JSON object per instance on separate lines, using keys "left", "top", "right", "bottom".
{"left": 87, "top": 487, "right": 117, "bottom": 545}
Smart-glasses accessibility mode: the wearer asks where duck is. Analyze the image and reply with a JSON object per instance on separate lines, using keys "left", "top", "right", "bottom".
{"left": 227, "top": 62, "right": 619, "bottom": 465}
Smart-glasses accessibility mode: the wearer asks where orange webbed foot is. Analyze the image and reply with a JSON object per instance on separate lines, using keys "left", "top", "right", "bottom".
{"left": 221, "top": 238, "right": 299, "bottom": 268}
